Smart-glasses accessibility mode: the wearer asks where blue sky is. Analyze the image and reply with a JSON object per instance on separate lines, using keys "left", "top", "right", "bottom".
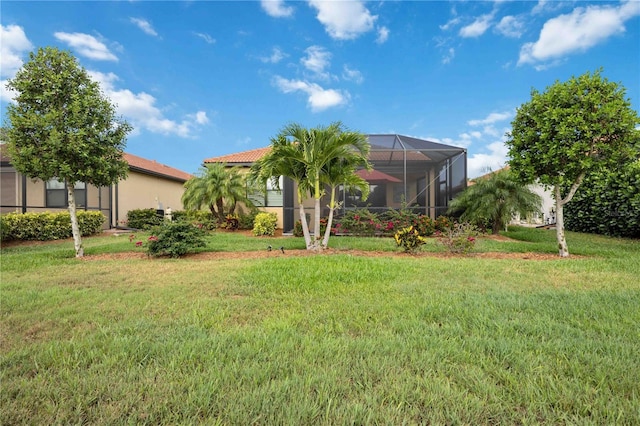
{"left": 2, "top": 1, "right": 639, "bottom": 177}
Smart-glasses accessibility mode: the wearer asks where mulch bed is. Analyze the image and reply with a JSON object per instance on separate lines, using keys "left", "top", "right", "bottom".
{"left": 81, "top": 249, "right": 567, "bottom": 262}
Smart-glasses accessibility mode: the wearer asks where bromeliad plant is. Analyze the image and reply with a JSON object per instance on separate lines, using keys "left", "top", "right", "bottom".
{"left": 394, "top": 226, "right": 428, "bottom": 253}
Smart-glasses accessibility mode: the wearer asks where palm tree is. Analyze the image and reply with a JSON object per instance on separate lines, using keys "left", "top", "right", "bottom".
{"left": 447, "top": 168, "right": 542, "bottom": 234}
{"left": 251, "top": 122, "right": 370, "bottom": 250}
{"left": 320, "top": 135, "right": 371, "bottom": 248}
{"left": 182, "top": 163, "right": 253, "bottom": 222}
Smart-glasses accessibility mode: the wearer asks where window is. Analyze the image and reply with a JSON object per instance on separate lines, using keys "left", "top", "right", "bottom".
{"left": 248, "top": 176, "right": 283, "bottom": 207}
{"left": 265, "top": 176, "right": 283, "bottom": 207}
{"left": 46, "top": 179, "right": 86, "bottom": 208}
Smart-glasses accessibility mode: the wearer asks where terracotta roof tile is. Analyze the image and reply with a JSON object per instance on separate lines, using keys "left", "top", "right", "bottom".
{"left": 204, "top": 147, "right": 272, "bottom": 164}
{"left": 1, "top": 147, "right": 191, "bottom": 182}
{"left": 124, "top": 153, "right": 192, "bottom": 182}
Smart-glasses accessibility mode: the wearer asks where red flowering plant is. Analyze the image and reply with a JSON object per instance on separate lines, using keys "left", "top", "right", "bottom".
{"left": 436, "top": 221, "right": 480, "bottom": 255}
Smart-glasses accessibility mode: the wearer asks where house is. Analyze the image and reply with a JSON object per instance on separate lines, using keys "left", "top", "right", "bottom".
{"left": 203, "top": 134, "right": 467, "bottom": 233}
{"left": 0, "top": 147, "right": 192, "bottom": 228}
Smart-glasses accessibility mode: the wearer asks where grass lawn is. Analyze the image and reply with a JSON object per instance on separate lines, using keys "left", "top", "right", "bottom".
{"left": 1, "top": 227, "right": 639, "bottom": 424}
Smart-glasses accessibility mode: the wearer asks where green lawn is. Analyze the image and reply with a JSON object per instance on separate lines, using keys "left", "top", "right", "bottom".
{"left": 1, "top": 228, "right": 639, "bottom": 424}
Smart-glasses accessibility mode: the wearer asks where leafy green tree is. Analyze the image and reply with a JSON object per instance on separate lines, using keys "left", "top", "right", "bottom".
{"left": 507, "top": 70, "right": 639, "bottom": 257}
{"left": 251, "top": 122, "right": 371, "bottom": 250}
{"left": 182, "top": 163, "right": 254, "bottom": 222}
{"left": 5, "top": 47, "right": 131, "bottom": 257}
{"left": 447, "top": 169, "right": 542, "bottom": 234}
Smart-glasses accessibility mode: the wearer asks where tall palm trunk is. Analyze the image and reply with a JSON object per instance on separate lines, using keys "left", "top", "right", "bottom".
{"left": 322, "top": 187, "right": 337, "bottom": 248}
{"left": 298, "top": 200, "right": 312, "bottom": 249}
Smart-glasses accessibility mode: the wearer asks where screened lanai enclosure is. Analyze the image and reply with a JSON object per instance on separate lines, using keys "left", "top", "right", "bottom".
{"left": 283, "top": 134, "right": 467, "bottom": 232}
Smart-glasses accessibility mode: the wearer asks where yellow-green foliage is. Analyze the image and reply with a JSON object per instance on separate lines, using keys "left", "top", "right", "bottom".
{"left": 394, "top": 226, "right": 427, "bottom": 253}
{"left": 252, "top": 212, "right": 278, "bottom": 236}
{"left": 0, "top": 211, "right": 105, "bottom": 241}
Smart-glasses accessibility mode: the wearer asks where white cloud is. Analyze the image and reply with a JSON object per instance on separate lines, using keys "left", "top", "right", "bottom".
{"left": 191, "top": 111, "right": 209, "bottom": 125}
{"left": 308, "top": 0, "right": 377, "bottom": 40}
{"left": 261, "top": 0, "right": 294, "bottom": 18}
{"left": 260, "top": 47, "right": 287, "bottom": 64}
{"left": 467, "top": 140, "right": 509, "bottom": 178}
{"left": 519, "top": 1, "right": 640, "bottom": 66}
{"left": 442, "top": 47, "right": 455, "bottom": 64}
{"left": 194, "top": 32, "right": 215, "bottom": 44}
{"left": 531, "top": 0, "right": 565, "bottom": 16}
{"left": 272, "top": 76, "right": 349, "bottom": 112}
{"left": 440, "top": 17, "right": 461, "bottom": 31}
{"left": 54, "top": 32, "right": 118, "bottom": 61}
{"left": 495, "top": 15, "right": 525, "bottom": 38}
{"left": 342, "top": 65, "right": 363, "bottom": 84}
{"left": 376, "top": 26, "right": 389, "bottom": 44}
{"left": 301, "top": 45, "right": 332, "bottom": 80}
{"left": 130, "top": 17, "right": 159, "bottom": 37}
{"left": 88, "top": 70, "right": 208, "bottom": 138}
{"left": 0, "top": 24, "right": 33, "bottom": 103}
{"left": 1, "top": 24, "right": 33, "bottom": 78}
{"left": 468, "top": 111, "right": 512, "bottom": 126}
{"left": 459, "top": 13, "right": 494, "bottom": 38}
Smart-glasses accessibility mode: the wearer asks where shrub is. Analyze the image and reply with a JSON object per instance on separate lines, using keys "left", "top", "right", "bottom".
{"left": 394, "top": 226, "right": 427, "bottom": 253}
{"left": 252, "top": 212, "right": 278, "bottom": 236}
{"left": 413, "top": 215, "right": 435, "bottom": 237}
{"left": 0, "top": 211, "right": 105, "bottom": 241}
{"left": 237, "top": 209, "right": 259, "bottom": 230}
{"left": 434, "top": 216, "right": 454, "bottom": 233}
{"left": 145, "top": 221, "right": 207, "bottom": 258}
{"left": 126, "top": 208, "right": 164, "bottom": 230}
{"left": 334, "top": 208, "right": 381, "bottom": 236}
{"left": 172, "top": 210, "right": 218, "bottom": 230}
{"left": 436, "top": 222, "right": 479, "bottom": 255}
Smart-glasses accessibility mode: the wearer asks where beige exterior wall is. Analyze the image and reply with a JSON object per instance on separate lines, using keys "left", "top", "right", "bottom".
{"left": 113, "top": 171, "right": 186, "bottom": 226}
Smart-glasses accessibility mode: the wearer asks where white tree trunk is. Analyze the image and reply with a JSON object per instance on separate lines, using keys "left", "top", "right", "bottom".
{"left": 299, "top": 201, "right": 312, "bottom": 249}
{"left": 553, "top": 174, "right": 585, "bottom": 258}
{"left": 554, "top": 186, "right": 569, "bottom": 257}
{"left": 67, "top": 182, "right": 84, "bottom": 258}
{"left": 322, "top": 188, "right": 337, "bottom": 248}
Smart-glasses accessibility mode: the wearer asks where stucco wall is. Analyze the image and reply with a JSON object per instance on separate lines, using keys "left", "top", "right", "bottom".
{"left": 113, "top": 171, "right": 186, "bottom": 227}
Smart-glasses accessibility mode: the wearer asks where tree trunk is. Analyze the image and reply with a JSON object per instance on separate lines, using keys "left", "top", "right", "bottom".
{"left": 67, "top": 182, "right": 84, "bottom": 258}
{"left": 215, "top": 198, "right": 225, "bottom": 222}
{"left": 322, "top": 187, "right": 337, "bottom": 248}
{"left": 311, "top": 173, "right": 322, "bottom": 251}
{"left": 554, "top": 186, "right": 569, "bottom": 257}
{"left": 299, "top": 202, "right": 312, "bottom": 249}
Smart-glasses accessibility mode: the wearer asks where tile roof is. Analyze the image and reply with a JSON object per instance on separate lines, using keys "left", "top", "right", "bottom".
{"left": 204, "top": 147, "right": 272, "bottom": 165}
{"left": 1, "top": 146, "right": 191, "bottom": 182}
{"left": 124, "top": 153, "right": 192, "bottom": 182}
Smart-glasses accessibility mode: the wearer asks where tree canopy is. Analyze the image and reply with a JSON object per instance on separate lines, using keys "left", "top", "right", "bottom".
{"left": 506, "top": 69, "right": 639, "bottom": 256}
{"left": 5, "top": 47, "right": 131, "bottom": 257}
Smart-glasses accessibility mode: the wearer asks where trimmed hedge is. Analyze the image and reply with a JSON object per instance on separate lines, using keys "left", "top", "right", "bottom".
{"left": 126, "top": 208, "right": 164, "bottom": 230}
{"left": 0, "top": 211, "right": 105, "bottom": 241}
{"left": 565, "top": 163, "right": 640, "bottom": 238}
